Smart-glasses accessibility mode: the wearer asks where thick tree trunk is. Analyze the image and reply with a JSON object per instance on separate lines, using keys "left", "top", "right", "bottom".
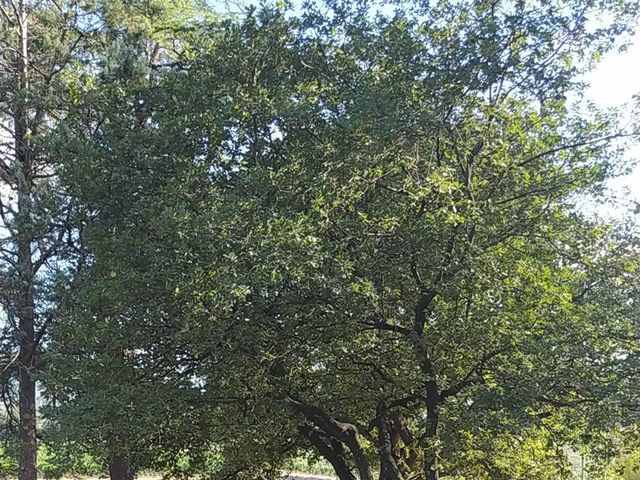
{"left": 291, "top": 400, "right": 374, "bottom": 480}
{"left": 390, "top": 411, "right": 417, "bottom": 473}
{"left": 15, "top": 2, "right": 37, "bottom": 480}
{"left": 302, "top": 426, "right": 356, "bottom": 480}
{"left": 109, "top": 454, "right": 134, "bottom": 480}
{"left": 376, "top": 405, "right": 404, "bottom": 480}
{"left": 410, "top": 289, "right": 442, "bottom": 480}
{"left": 16, "top": 140, "right": 37, "bottom": 480}
{"left": 16, "top": 183, "right": 38, "bottom": 480}
{"left": 17, "top": 362, "right": 37, "bottom": 480}
{"left": 423, "top": 405, "right": 440, "bottom": 480}
{"left": 17, "top": 234, "right": 37, "bottom": 480}
{"left": 345, "top": 432, "right": 373, "bottom": 480}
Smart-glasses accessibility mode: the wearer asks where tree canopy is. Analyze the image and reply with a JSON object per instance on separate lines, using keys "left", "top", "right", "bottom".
{"left": 2, "top": 1, "right": 640, "bottom": 480}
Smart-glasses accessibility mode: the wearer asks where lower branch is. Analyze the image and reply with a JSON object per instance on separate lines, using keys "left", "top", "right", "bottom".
{"left": 301, "top": 425, "right": 356, "bottom": 480}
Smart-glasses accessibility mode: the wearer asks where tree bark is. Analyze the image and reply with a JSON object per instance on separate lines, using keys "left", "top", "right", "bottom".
{"left": 376, "top": 405, "right": 404, "bottom": 480}
{"left": 17, "top": 364, "right": 36, "bottom": 480}
{"left": 290, "top": 399, "right": 374, "bottom": 480}
{"left": 423, "top": 404, "right": 440, "bottom": 480}
{"left": 109, "top": 454, "right": 134, "bottom": 480}
{"left": 390, "top": 411, "right": 417, "bottom": 473}
{"left": 348, "top": 431, "right": 374, "bottom": 480}
{"left": 16, "top": 139, "right": 37, "bottom": 480}
{"left": 15, "top": 2, "right": 38, "bottom": 480}
{"left": 302, "top": 426, "right": 356, "bottom": 480}
{"left": 409, "top": 290, "right": 442, "bottom": 480}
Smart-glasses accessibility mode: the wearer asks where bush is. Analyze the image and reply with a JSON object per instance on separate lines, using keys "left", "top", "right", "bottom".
{"left": 0, "top": 442, "right": 18, "bottom": 477}
{"left": 38, "top": 443, "right": 103, "bottom": 479}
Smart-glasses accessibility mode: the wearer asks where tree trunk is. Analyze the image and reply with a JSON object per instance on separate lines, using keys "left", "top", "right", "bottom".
{"left": 16, "top": 137, "right": 37, "bottom": 480}
{"left": 390, "top": 411, "right": 417, "bottom": 473}
{"left": 423, "top": 405, "right": 440, "bottom": 480}
{"left": 302, "top": 426, "right": 356, "bottom": 480}
{"left": 290, "top": 399, "right": 374, "bottom": 480}
{"left": 376, "top": 405, "right": 404, "bottom": 480}
{"left": 17, "top": 364, "right": 36, "bottom": 480}
{"left": 109, "top": 454, "right": 134, "bottom": 480}
{"left": 15, "top": 2, "right": 38, "bottom": 480}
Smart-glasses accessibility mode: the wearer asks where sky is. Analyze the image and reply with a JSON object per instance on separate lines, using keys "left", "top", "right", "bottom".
{"left": 585, "top": 31, "right": 640, "bottom": 208}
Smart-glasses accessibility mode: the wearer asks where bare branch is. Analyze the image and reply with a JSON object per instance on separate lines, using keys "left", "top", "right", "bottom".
{"left": 0, "top": 347, "right": 19, "bottom": 377}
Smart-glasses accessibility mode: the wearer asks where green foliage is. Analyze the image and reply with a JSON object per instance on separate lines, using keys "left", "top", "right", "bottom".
{"left": 0, "top": 443, "right": 18, "bottom": 477}
{"left": 448, "top": 427, "right": 576, "bottom": 479}
{"left": 37, "top": 0, "right": 223, "bottom": 475}
{"left": 285, "top": 453, "right": 336, "bottom": 477}
{"left": 619, "top": 452, "right": 640, "bottom": 480}
{"left": 37, "top": 443, "right": 102, "bottom": 480}
{"left": 42, "top": 1, "right": 640, "bottom": 479}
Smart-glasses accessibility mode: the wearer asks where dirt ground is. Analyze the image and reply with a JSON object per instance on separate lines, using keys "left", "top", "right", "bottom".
{"left": 285, "top": 474, "right": 336, "bottom": 480}
{"left": 286, "top": 475, "right": 335, "bottom": 480}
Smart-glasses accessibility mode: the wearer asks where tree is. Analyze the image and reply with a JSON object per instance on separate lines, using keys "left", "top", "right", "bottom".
{"left": 0, "top": 3, "right": 93, "bottom": 478}
{"left": 47, "top": 1, "right": 640, "bottom": 479}
{"left": 40, "top": 3, "right": 220, "bottom": 479}
{"left": 170, "top": 3, "right": 640, "bottom": 478}
{"left": 0, "top": 2, "right": 209, "bottom": 479}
